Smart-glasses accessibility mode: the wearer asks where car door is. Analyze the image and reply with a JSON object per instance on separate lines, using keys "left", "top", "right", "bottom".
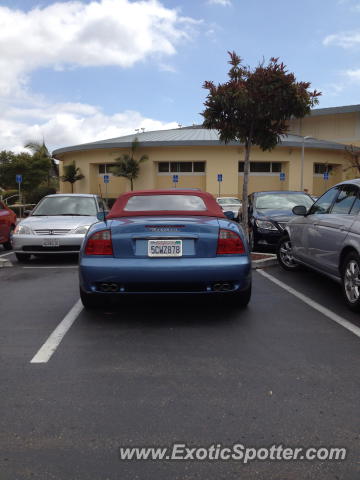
{"left": 292, "top": 186, "right": 340, "bottom": 267}
{"left": 312, "top": 184, "right": 359, "bottom": 275}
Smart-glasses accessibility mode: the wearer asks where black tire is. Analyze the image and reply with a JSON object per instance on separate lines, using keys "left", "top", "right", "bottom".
{"left": 80, "top": 288, "right": 101, "bottom": 310}
{"left": 277, "top": 235, "right": 300, "bottom": 271}
{"left": 341, "top": 251, "right": 360, "bottom": 312}
{"left": 231, "top": 284, "right": 251, "bottom": 308}
{"left": 15, "top": 252, "right": 31, "bottom": 263}
{"left": 3, "top": 225, "right": 14, "bottom": 250}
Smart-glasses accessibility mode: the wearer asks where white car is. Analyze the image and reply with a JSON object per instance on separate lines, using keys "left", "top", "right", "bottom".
{"left": 216, "top": 197, "right": 242, "bottom": 221}
{"left": 12, "top": 194, "right": 107, "bottom": 262}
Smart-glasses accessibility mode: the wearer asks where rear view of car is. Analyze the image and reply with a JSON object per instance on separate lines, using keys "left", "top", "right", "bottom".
{"left": 79, "top": 190, "right": 251, "bottom": 309}
{"left": 0, "top": 201, "right": 16, "bottom": 250}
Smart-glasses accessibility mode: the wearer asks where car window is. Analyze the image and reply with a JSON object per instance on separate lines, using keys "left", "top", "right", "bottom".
{"left": 97, "top": 197, "right": 108, "bottom": 212}
{"left": 308, "top": 187, "right": 340, "bottom": 215}
{"left": 330, "top": 185, "right": 358, "bottom": 215}
{"left": 255, "top": 193, "right": 314, "bottom": 210}
{"left": 124, "top": 195, "right": 207, "bottom": 211}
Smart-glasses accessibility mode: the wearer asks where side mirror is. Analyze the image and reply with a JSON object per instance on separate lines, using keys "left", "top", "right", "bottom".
{"left": 292, "top": 205, "right": 307, "bottom": 216}
{"left": 97, "top": 211, "right": 108, "bottom": 221}
{"left": 224, "top": 210, "right": 235, "bottom": 220}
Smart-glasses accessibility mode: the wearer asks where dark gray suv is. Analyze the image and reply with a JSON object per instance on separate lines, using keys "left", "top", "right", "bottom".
{"left": 277, "top": 179, "right": 360, "bottom": 311}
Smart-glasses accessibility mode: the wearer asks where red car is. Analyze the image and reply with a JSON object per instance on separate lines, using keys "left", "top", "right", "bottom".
{"left": 0, "top": 201, "right": 16, "bottom": 250}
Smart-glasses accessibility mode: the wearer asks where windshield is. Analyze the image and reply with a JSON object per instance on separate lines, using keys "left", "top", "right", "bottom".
{"left": 32, "top": 196, "right": 97, "bottom": 216}
{"left": 217, "top": 198, "right": 241, "bottom": 205}
{"left": 124, "top": 195, "right": 207, "bottom": 211}
{"left": 255, "top": 193, "right": 314, "bottom": 210}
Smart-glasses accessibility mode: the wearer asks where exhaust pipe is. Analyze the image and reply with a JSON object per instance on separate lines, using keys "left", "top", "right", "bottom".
{"left": 213, "top": 282, "right": 233, "bottom": 292}
{"left": 99, "top": 282, "right": 119, "bottom": 292}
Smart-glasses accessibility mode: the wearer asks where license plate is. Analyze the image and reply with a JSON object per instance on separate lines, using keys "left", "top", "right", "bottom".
{"left": 148, "top": 239, "right": 182, "bottom": 257}
{"left": 42, "top": 239, "right": 60, "bottom": 247}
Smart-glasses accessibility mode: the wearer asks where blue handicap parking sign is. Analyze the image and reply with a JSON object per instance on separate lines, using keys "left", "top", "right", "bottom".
{"left": 217, "top": 174, "right": 223, "bottom": 182}
{"left": 323, "top": 172, "right": 329, "bottom": 180}
{"left": 103, "top": 174, "right": 110, "bottom": 184}
{"left": 173, "top": 175, "right": 179, "bottom": 183}
{"left": 16, "top": 174, "right": 22, "bottom": 184}
{"left": 280, "top": 172, "right": 286, "bottom": 181}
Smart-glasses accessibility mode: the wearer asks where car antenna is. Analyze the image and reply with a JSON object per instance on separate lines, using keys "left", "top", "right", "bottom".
{"left": 98, "top": 184, "right": 107, "bottom": 225}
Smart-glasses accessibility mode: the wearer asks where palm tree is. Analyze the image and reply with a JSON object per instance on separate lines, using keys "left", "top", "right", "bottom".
{"left": 60, "top": 162, "right": 84, "bottom": 193}
{"left": 113, "top": 137, "right": 149, "bottom": 190}
{"left": 24, "top": 139, "right": 59, "bottom": 184}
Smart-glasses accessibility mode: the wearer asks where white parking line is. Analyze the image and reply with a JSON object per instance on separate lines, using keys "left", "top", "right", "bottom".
{"left": 30, "top": 300, "right": 83, "bottom": 364}
{"left": 257, "top": 269, "right": 360, "bottom": 339}
{"left": 0, "top": 252, "right": 14, "bottom": 257}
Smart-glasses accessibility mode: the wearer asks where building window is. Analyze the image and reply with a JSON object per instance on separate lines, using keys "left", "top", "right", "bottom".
{"left": 98, "top": 164, "right": 117, "bottom": 174}
{"left": 238, "top": 161, "right": 282, "bottom": 173}
{"left": 314, "top": 163, "right": 333, "bottom": 174}
{"left": 158, "top": 162, "right": 205, "bottom": 173}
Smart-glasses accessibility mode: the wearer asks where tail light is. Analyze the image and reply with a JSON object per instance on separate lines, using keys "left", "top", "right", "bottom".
{"left": 85, "top": 229, "right": 113, "bottom": 255}
{"left": 217, "top": 229, "right": 245, "bottom": 254}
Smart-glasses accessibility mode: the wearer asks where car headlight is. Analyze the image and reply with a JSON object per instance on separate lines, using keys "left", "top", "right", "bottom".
{"left": 14, "top": 224, "right": 32, "bottom": 235}
{"left": 255, "top": 219, "right": 278, "bottom": 231}
{"left": 73, "top": 225, "right": 90, "bottom": 235}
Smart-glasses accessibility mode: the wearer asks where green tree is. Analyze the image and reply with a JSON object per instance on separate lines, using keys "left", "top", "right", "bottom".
{"left": 24, "top": 139, "right": 59, "bottom": 185}
{"left": 202, "top": 52, "right": 321, "bottom": 233}
{"left": 113, "top": 137, "right": 149, "bottom": 190}
{"left": 0, "top": 152, "right": 51, "bottom": 201}
{"left": 60, "top": 161, "right": 84, "bottom": 193}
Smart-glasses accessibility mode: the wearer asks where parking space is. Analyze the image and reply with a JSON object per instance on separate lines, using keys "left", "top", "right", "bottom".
{"left": 0, "top": 254, "right": 359, "bottom": 479}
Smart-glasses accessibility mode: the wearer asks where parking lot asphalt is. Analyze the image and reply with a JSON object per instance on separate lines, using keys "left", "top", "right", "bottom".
{"left": 0, "top": 249, "right": 360, "bottom": 480}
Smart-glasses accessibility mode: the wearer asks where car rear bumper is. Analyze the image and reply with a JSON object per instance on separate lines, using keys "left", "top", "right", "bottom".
{"left": 12, "top": 234, "right": 85, "bottom": 254}
{"left": 79, "top": 256, "right": 251, "bottom": 295}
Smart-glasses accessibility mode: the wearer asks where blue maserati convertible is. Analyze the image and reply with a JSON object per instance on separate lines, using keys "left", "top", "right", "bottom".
{"left": 79, "top": 189, "right": 252, "bottom": 309}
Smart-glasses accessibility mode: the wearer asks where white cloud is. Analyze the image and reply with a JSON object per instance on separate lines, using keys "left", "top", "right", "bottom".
{"left": 345, "top": 68, "right": 360, "bottom": 81}
{"left": 1, "top": 99, "right": 179, "bottom": 153}
{"left": 207, "top": 0, "right": 232, "bottom": 5}
{"left": 0, "top": 0, "right": 197, "bottom": 152}
{"left": 0, "top": 0, "right": 200, "bottom": 96}
{"left": 323, "top": 31, "right": 360, "bottom": 48}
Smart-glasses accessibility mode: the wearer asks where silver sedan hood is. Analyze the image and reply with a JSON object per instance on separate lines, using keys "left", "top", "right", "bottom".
{"left": 19, "top": 215, "right": 98, "bottom": 230}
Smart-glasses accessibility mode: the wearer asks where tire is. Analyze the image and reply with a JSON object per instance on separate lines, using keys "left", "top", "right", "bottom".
{"left": 15, "top": 252, "right": 31, "bottom": 263}
{"left": 3, "top": 225, "right": 14, "bottom": 250}
{"left": 277, "top": 235, "right": 300, "bottom": 271}
{"left": 80, "top": 288, "right": 101, "bottom": 310}
{"left": 341, "top": 251, "right": 360, "bottom": 312}
{"left": 231, "top": 284, "right": 251, "bottom": 308}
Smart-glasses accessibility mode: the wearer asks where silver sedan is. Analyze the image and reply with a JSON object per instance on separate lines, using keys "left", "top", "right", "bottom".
{"left": 12, "top": 194, "right": 107, "bottom": 262}
{"left": 277, "top": 179, "right": 360, "bottom": 311}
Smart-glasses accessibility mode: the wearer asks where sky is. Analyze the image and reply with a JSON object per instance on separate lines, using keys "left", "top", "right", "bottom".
{"left": 1, "top": 0, "right": 360, "bottom": 153}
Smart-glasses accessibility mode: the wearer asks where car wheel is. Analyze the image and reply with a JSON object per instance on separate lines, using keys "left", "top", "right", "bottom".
{"left": 3, "top": 225, "right": 14, "bottom": 250}
{"left": 341, "top": 251, "right": 360, "bottom": 311}
{"left": 232, "top": 284, "right": 251, "bottom": 308}
{"left": 277, "top": 235, "right": 299, "bottom": 271}
{"left": 80, "top": 288, "right": 101, "bottom": 310}
{"left": 15, "top": 252, "right": 31, "bottom": 263}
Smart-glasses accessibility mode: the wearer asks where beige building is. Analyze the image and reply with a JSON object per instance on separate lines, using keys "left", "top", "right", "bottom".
{"left": 53, "top": 104, "right": 360, "bottom": 200}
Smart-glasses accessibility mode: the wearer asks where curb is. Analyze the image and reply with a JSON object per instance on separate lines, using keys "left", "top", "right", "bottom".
{"left": 252, "top": 255, "right": 278, "bottom": 270}
{"left": 0, "top": 258, "right": 13, "bottom": 268}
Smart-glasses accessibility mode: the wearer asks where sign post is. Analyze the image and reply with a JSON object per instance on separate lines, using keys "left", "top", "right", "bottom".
{"left": 323, "top": 171, "right": 329, "bottom": 190}
{"left": 217, "top": 174, "right": 223, "bottom": 197}
{"left": 279, "top": 172, "right": 285, "bottom": 190}
{"left": 16, "top": 174, "right": 22, "bottom": 218}
{"left": 103, "top": 174, "right": 110, "bottom": 204}
{"left": 172, "top": 174, "right": 178, "bottom": 188}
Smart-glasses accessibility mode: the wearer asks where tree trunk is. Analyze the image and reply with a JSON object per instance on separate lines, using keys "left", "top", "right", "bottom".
{"left": 241, "top": 139, "right": 251, "bottom": 239}
{"left": 71, "top": 182, "right": 74, "bottom": 193}
{"left": 130, "top": 178, "right": 133, "bottom": 191}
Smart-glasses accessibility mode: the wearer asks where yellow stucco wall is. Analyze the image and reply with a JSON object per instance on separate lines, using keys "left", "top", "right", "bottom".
{"left": 58, "top": 144, "right": 348, "bottom": 199}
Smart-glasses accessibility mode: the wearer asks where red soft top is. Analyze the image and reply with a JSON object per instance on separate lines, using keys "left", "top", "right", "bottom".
{"left": 107, "top": 189, "right": 226, "bottom": 219}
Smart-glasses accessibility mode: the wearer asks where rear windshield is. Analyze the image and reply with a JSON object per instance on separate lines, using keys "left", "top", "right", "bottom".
{"left": 124, "top": 195, "right": 207, "bottom": 211}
